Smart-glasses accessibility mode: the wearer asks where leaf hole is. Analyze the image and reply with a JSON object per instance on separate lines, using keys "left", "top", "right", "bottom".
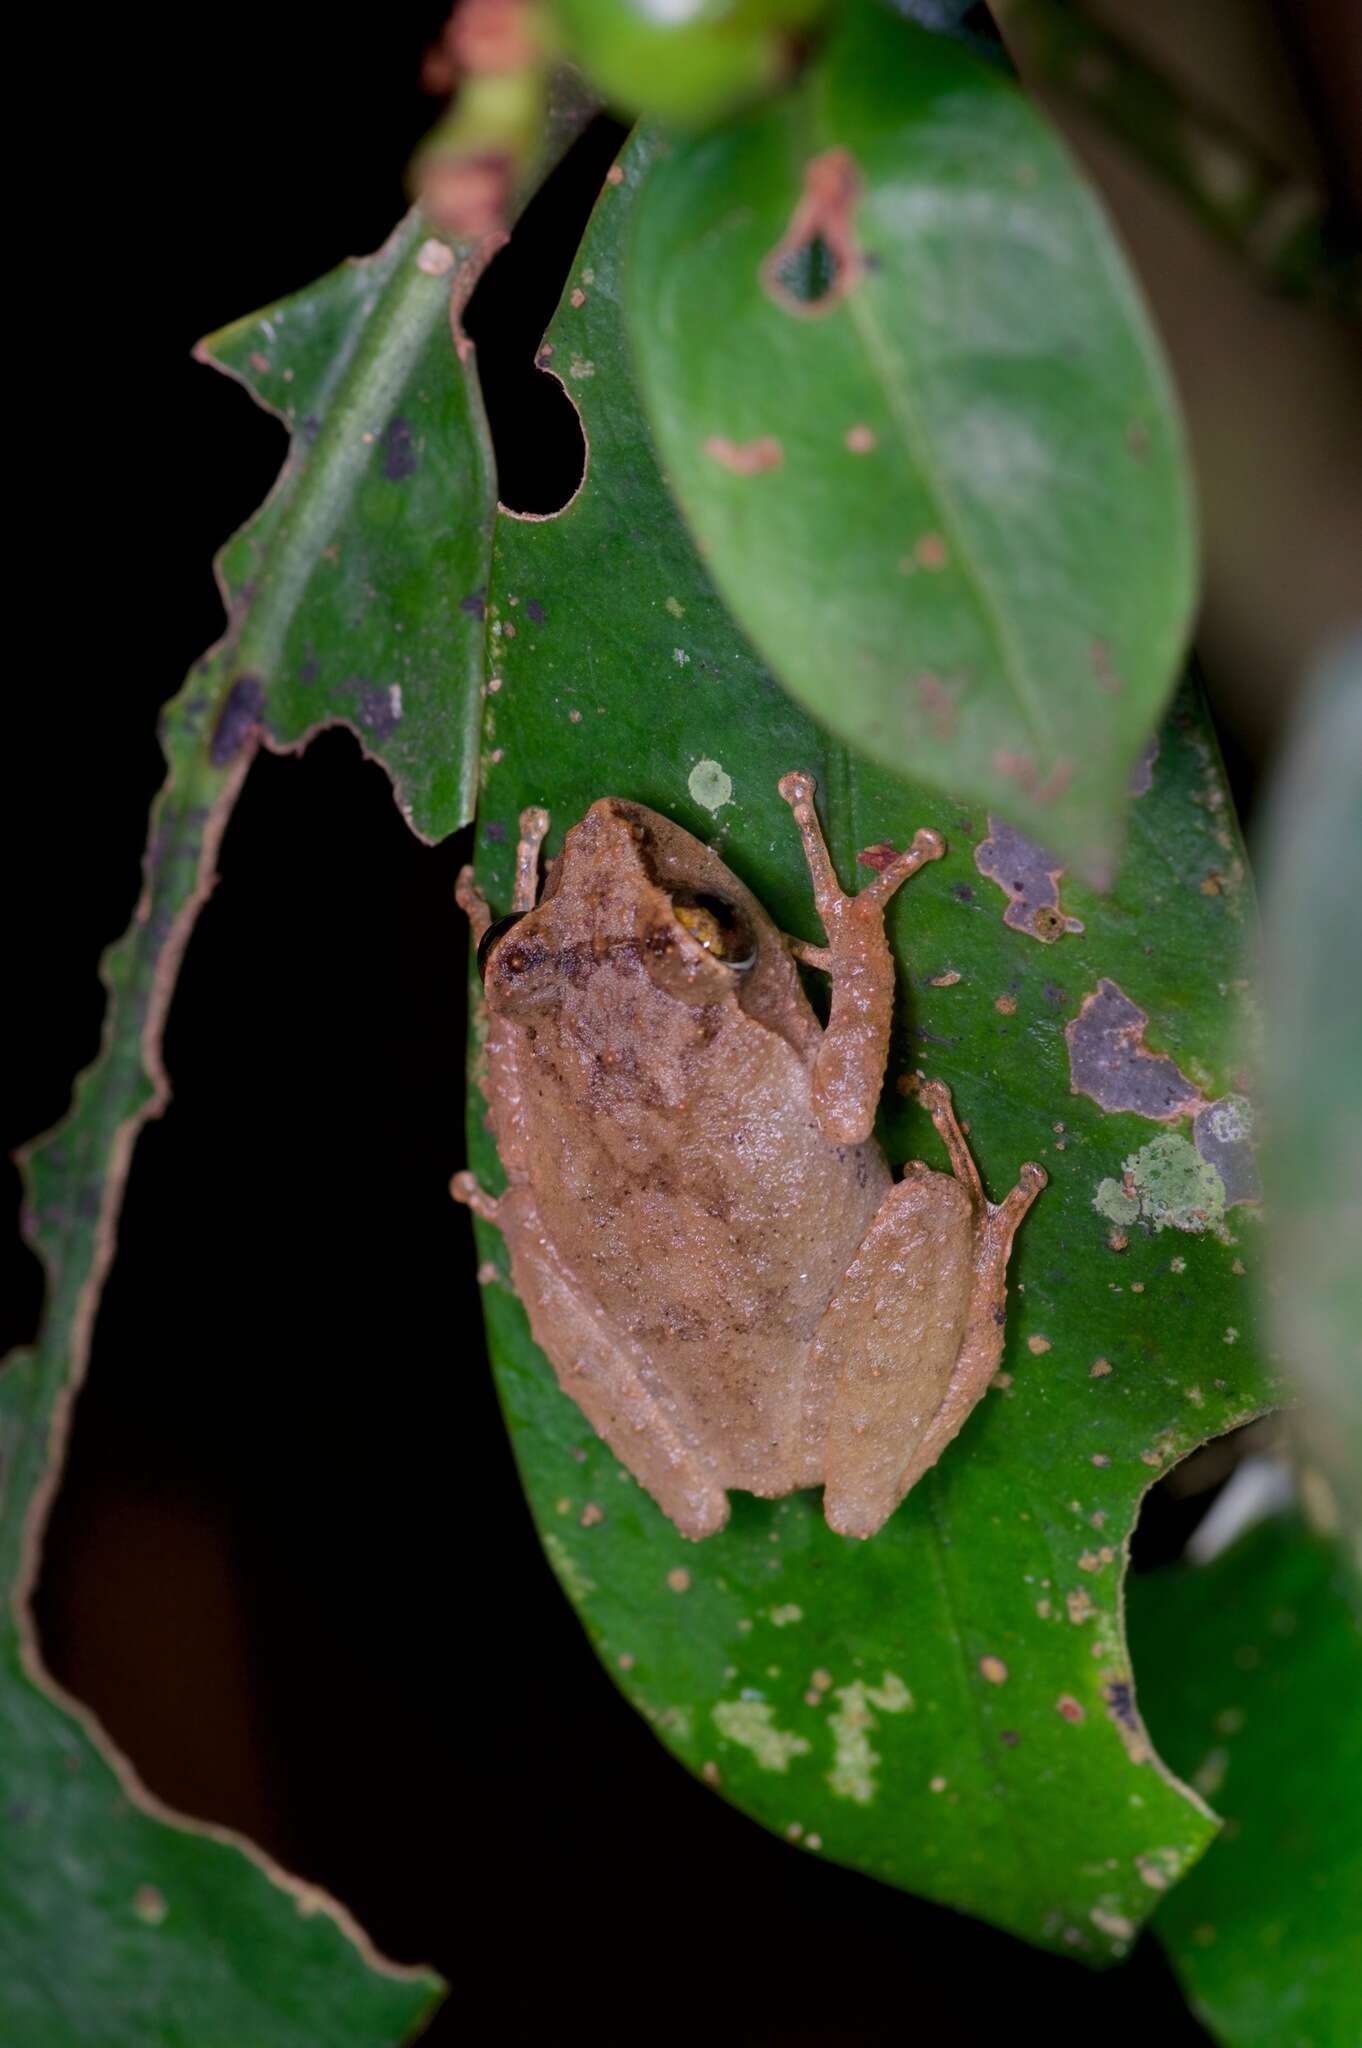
{"left": 761, "top": 147, "right": 865, "bottom": 319}
{"left": 462, "top": 116, "right": 626, "bottom": 517}
{"left": 770, "top": 230, "right": 844, "bottom": 309}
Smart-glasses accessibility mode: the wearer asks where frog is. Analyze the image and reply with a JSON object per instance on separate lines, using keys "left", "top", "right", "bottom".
{"left": 454, "top": 771, "right": 1046, "bottom": 1541}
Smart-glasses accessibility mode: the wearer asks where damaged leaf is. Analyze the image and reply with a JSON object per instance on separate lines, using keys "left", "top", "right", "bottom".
{"left": 465, "top": 131, "right": 1271, "bottom": 1960}
{"left": 0, "top": 203, "right": 510, "bottom": 2044}
{"left": 627, "top": 0, "right": 1196, "bottom": 883}
{"left": 1131, "top": 1514, "right": 1362, "bottom": 2047}
{"left": 198, "top": 212, "right": 497, "bottom": 837}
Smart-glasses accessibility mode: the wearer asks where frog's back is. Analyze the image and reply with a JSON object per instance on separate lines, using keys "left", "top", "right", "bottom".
{"left": 520, "top": 954, "right": 889, "bottom": 1491}
{"left": 485, "top": 797, "right": 891, "bottom": 1493}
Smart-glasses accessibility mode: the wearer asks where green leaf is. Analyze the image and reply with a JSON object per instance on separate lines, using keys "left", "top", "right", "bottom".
{"left": 1, "top": 209, "right": 498, "bottom": 2044}
{"left": 466, "top": 133, "right": 1271, "bottom": 1958}
{"left": 1258, "top": 640, "right": 1362, "bottom": 1567}
{"left": 1, "top": 1366, "right": 435, "bottom": 2047}
{"left": 199, "top": 211, "right": 496, "bottom": 839}
{"left": 626, "top": 0, "right": 1196, "bottom": 883}
{"left": 1130, "top": 1514, "right": 1362, "bottom": 2046}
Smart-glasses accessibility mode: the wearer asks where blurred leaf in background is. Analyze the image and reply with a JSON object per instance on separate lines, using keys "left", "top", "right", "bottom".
{"left": 629, "top": 2, "right": 1196, "bottom": 884}
{"left": 1132, "top": 1512, "right": 1362, "bottom": 2048}
{"left": 1258, "top": 638, "right": 1362, "bottom": 1577}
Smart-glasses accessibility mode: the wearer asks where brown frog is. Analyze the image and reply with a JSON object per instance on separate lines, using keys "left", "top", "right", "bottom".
{"left": 455, "top": 772, "right": 1046, "bottom": 1540}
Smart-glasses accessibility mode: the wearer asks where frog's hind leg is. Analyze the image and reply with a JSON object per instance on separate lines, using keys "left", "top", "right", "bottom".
{"left": 457, "top": 1179, "right": 731, "bottom": 1542}
{"left": 816, "top": 1168, "right": 976, "bottom": 1539}
{"left": 818, "top": 1083, "right": 1046, "bottom": 1538}
{"left": 917, "top": 1076, "right": 1047, "bottom": 1236}
{"left": 778, "top": 771, "right": 944, "bottom": 1147}
{"left": 455, "top": 804, "right": 552, "bottom": 941}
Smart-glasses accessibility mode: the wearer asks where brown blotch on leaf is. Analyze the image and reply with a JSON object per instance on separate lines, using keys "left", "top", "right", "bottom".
{"left": 1065, "top": 979, "right": 1203, "bottom": 1121}
{"left": 420, "top": 150, "right": 514, "bottom": 238}
{"left": 993, "top": 750, "right": 1074, "bottom": 805}
{"left": 762, "top": 147, "right": 865, "bottom": 318}
{"left": 1090, "top": 638, "right": 1125, "bottom": 694}
{"left": 704, "top": 435, "right": 783, "bottom": 476}
{"left": 974, "top": 816, "right": 1084, "bottom": 944}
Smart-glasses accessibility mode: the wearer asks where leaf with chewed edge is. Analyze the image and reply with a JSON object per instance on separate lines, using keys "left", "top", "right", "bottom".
{"left": 627, "top": 0, "right": 1196, "bottom": 884}
{"left": 0, "top": 153, "right": 584, "bottom": 2037}
{"left": 463, "top": 129, "right": 1273, "bottom": 1961}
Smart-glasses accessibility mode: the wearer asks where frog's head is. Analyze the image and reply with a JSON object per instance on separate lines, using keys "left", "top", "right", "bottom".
{"left": 480, "top": 798, "right": 762, "bottom": 1014}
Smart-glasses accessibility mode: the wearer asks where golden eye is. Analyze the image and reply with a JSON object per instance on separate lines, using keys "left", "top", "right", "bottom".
{"left": 477, "top": 911, "right": 526, "bottom": 982}
{"left": 668, "top": 890, "right": 756, "bottom": 971}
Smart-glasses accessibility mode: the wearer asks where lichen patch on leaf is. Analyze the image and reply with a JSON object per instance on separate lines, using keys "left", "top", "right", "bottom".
{"left": 713, "top": 1699, "right": 812, "bottom": 1773}
{"left": 1191, "top": 1095, "right": 1261, "bottom": 1207}
{"left": 826, "top": 1673, "right": 913, "bottom": 1804}
{"left": 1095, "top": 1135, "right": 1228, "bottom": 1237}
{"left": 688, "top": 758, "right": 734, "bottom": 812}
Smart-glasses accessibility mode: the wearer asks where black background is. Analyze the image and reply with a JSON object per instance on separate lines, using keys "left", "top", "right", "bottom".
{"left": 1, "top": 5, "right": 1256, "bottom": 2041}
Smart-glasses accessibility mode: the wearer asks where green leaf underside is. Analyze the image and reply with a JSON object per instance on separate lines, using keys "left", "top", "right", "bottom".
{"left": 467, "top": 131, "right": 1272, "bottom": 1960}
{"left": 627, "top": 2, "right": 1196, "bottom": 884}
{"left": 0, "top": 209, "right": 490, "bottom": 2043}
{"left": 1130, "top": 1516, "right": 1362, "bottom": 2046}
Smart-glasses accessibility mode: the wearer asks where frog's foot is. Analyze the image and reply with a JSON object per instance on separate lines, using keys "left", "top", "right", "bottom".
{"left": 778, "top": 771, "right": 944, "bottom": 919}
{"left": 513, "top": 805, "right": 551, "bottom": 911}
{"left": 917, "top": 1074, "right": 1047, "bottom": 1231}
{"left": 451, "top": 1170, "right": 502, "bottom": 1221}
{"left": 777, "top": 770, "right": 945, "bottom": 1148}
{"left": 453, "top": 806, "right": 551, "bottom": 945}
{"left": 455, "top": 867, "right": 492, "bottom": 943}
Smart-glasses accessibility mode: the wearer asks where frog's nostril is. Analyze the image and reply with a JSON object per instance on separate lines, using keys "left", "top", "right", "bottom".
{"left": 668, "top": 889, "right": 756, "bottom": 971}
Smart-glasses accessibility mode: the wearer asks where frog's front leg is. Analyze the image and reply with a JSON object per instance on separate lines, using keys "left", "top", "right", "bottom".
{"left": 815, "top": 1080, "right": 1046, "bottom": 1538}
{"left": 453, "top": 1175, "right": 731, "bottom": 1541}
{"left": 456, "top": 802, "right": 551, "bottom": 943}
{"left": 778, "top": 772, "right": 944, "bottom": 1146}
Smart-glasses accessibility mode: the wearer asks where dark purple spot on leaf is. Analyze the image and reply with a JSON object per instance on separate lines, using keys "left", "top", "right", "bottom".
{"left": 1066, "top": 979, "right": 1203, "bottom": 1122}
{"left": 525, "top": 599, "right": 545, "bottom": 624}
{"left": 381, "top": 416, "right": 418, "bottom": 481}
{"left": 354, "top": 681, "right": 400, "bottom": 740}
{"left": 210, "top": 676, "right": 265, "bottom": 766}
{"left": 461, "top": 588, "right": 487, "bottom": 619}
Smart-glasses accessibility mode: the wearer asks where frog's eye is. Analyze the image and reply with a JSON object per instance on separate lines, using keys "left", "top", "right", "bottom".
{"left": 667, "top": 889, "right": 756, "bottom": 972}
{"left": 477, "top": 911, "right": 527, "bottom": 982}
